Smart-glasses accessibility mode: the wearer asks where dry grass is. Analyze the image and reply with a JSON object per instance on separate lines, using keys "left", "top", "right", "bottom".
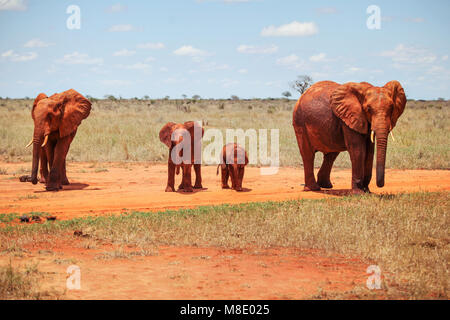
{"left": 0, "top": 98, "right": 448, "bottom": 169}
{"left": 0, "top": 261, "right": 62, "bottom": 299}
{"left": 1, "top": 191, "right": 448, "bottom": 299}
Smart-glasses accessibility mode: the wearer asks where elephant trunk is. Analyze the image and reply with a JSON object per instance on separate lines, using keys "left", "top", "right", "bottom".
{"left": 31, "top": 131, "right": 43, "bottom": 185}
{"left": 375, "top": 129, "right": 388, "bottom": 188}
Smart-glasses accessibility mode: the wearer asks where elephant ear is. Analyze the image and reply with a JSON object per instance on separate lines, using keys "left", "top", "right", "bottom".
{"left": 159, "top": 122, "right": 176, "bottom": 147}
{"left": 330, "top": 82, "right": 371, "bottom": 134}
{"left": 383, "top": 80, "right": 406, "bottom": 128}
{"left": 58, "top": 89, "right": 91, "bottom": 138}
{"left": 184, "top": 121, "right": 204, "bottom": 140}
{"left": 31, "top": 93, "right": 48, "bottom": 120}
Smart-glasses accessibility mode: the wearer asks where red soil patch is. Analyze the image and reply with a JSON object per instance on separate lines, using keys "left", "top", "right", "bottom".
{"left": 2, "top": 240, "right": 370, "bottom": 299}
{"left": 0, "top": 162, "right": 449, "bottom": 220}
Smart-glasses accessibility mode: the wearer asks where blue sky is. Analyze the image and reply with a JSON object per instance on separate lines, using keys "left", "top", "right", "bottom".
{"left": 0, "top": 0, "right": 449, "bottom": 99}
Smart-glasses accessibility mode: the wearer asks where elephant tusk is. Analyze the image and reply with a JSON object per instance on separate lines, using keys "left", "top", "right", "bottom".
{"left": 25, "top": 139, "right": 33, "bottom": 148}
{"left": 41, "top": 135, "right": 48, "bottom": 147}
{"left": 370, "top": 130, "right": 375, "bottom": 143}
{"left": 390, "top": 130, "right": 395, "bottom": 142}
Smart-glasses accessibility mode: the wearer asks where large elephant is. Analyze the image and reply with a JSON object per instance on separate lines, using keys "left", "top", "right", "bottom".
{"left": 159, "top": 121, "right": 204, "bottom": 192}
{"left": 292, "top": 80, "right": 406, "bottom": 194}
{"left": 24, "top": 89, "right": 91, "bottom": 191}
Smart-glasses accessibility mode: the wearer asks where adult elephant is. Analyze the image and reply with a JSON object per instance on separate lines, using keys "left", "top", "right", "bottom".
{"left": 24, "top": 89, "right": 91, "bottom": 191}
{"left": 159, "top": 121, "right": 204, "bottom": 192}
{"left": 292, "top": 80, "right": 406, "bottom": 194}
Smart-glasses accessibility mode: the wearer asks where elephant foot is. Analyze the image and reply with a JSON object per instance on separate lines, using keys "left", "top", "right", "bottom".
{"left": 178, "top": 183, "right": 184, "bottom": 190}
{"left": 165, "top": 185, "right": 175, "bottom": 192}
{"left": 46, "top": 185, "right": 59, "bottom": 192}
{"left": 193, "top": 183, "right": 203, "bottom": 189}
{"left": 180, "top": 186, "right": 193, "bottom": 193}
{"left": 350, "top": 188, "right": 365, "bottom": 195}
{"left": 303, "top": 183, "right": 321, "bottom": 192}
{"left": 221, "top": 184, "right": 230, "bottom": 189}
{"left": 363, "top": 186, "right": 371, "bottom": 193}
{"left": 61, "top": 179, "right": 70, "bottom": 185}
{"left": 318, "top": 179, "right": 333, "bottom": 189}
{"left": 39, "top": 177, "right": 47, "bottom": 184}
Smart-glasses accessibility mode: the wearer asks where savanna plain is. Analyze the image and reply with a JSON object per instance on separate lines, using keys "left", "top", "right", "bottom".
{"left": 0, "top": 97, "right": 449, "bottom": 299}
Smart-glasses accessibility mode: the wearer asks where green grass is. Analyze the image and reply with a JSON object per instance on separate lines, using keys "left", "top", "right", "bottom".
{"left": 0, "top": 98, "right": 448, "bottom": 169}
{"left": 1, "top": 191, "right": 448, "bottom": 299}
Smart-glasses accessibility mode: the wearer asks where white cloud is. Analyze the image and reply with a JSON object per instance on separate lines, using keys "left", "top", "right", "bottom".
{"left": 276, "top": 54, "right": 304, "bottom": 69}
{"left": 56, "top": 52, "right": 103, "bottom": 65}
{"left": 405, "top": 17, "right": 425, "bottom": 23}
{"left": 24, "top": 38, "right": 53, "bottom": 48}
{"left": 0, "top": 0, "right": 26, "bottom": 11}
{"left": 261, "top": 21, "right": 318, "bottom": 37}
{"left": 1, "top": 50, "right": 37, "bottom": 62}
{"left": 106, "top": 3, "right": 127, "bottom": 13}
{"left": 137, "top": 42, "right": 165, "bottom": 49}
{"left": 442, "top": 55, "right": 448, "bottom": 61}
{"left": 380, "top": 44, "right": 437, "bottom": 65}
{"left": 221, "top": 78, "right": 239, "bottom": 88}
{"left": 145, "top": 56, "right": 156, "bottom": 62}
{"left": 117, "top": 62, "right": 150, "bottom": 70}
{"left": 309, "top": 53, "right": 326, "bottom": 62}
{"left": 237, "top": 44, "right": 278, "bottom": 54}
{"left": 173, "top": 45, "right": 209, "bottom": 57}
{"left": 238, "top": 68, "right": 248, "bottom": 74}
{"left": 16, "top": 80, "right": 43, "bottom": 87}
{"left": 101, "top": 79, "right": 133, "bottom": 86}
{"left": 108, "top": 24, "right": 134, "bottom": 32}
{"left": 316, "top": 7, "right": 337, "bottom": 14}
{"left": 113, "top": 49, "right": 136, "bottom": 57}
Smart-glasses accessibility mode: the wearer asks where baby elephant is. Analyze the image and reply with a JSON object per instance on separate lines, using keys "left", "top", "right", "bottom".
{"left": 217, "top": 143, "right": 248, "bottom": 192}
{"left": 159, "top": 121, "right": 204, "bottom": 192}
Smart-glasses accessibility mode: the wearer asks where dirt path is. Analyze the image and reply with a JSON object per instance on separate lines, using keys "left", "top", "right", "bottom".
{"left": 2, "top": 242, "right": 369, "bottom": 299}
{"left": 1, "top": 162, "right": 449, "bottom": 219}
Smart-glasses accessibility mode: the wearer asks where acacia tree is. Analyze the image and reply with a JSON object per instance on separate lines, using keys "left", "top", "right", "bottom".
{"left": 290, "top": 75, "right": 313, "bottom": 95}
{"left": 282, "top": 91, "right": 292, "bottom": 98}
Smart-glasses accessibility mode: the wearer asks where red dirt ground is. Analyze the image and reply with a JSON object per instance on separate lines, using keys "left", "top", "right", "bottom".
{"left": 1, "top": 162, "right": 449, "bottom": 219}
{"left": 1, "top": 162, "right": 449, "bottom": 299}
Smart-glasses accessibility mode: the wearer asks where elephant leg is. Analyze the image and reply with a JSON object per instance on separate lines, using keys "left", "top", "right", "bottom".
{"left": 362, "top": 138, "right": 375, "bottom": 193}
{"left": 343, "top": 126, "right": 367, "bottom": 194}
{"left": 39, "top": 148, "right": 49, "bottom": 184}
{"left": 165, "top": 161, "right": 176, "bottom": 192}
{"left": 294, "top": 127, "right": 320, "bottom": 191}
{"left": 221, "top": 166, "right": 230, "bottom": 189}
{"left": 46, "top": 138, "right": 70, "bottom": 191}
{"left": 61, "top": 159, "right": 70, "bottom": 185}
{"left": 317, "top": 152, "right": 339, "bottom": 189}
{"left": 180, "top": 164, "right": 193, "bottom": 192}
{"left": 193, "top": 164, "right": 203, "bottom": 189}
{"left": 61, "top": 134, "right": 74, "bottom": 185}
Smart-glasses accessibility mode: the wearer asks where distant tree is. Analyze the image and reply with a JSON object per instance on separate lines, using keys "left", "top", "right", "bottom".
{"left": 290, "top": 75, "right": 313, "bottom": 95}
{"left": 182, "top": 94, "right": 187, "bottom": 99}
{"left": 164, "top": 95, "right": 170, "bottom": 100}
{"left": 143, "top": 95, "right": 150, "bottom": 100}
{"left": 104, "top": 94, "right": 117, "bottom": 100}
{"left": 231, "top": 95, "right": 239, "bottom": 101}
{"left": 192, "top": 94, "right": 201, "bottom": 100}
{"left": 437, "top": 97, "right": 445, "bottom": 101}
{"left": 282, "top": 91, "right": 292, "bottom": 98}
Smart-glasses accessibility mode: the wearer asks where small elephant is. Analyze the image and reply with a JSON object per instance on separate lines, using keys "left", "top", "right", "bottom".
{"left": 292, "top": 80, "right": 406, "bottom": 194}
{"left": 23, "top": 89, "right": 91, "bottom": 191}
{"left": 159, "top": 121, "right": 204, "bottom": 192}
{"left": 217, "top": 143, "right": 248, "bottom": 192}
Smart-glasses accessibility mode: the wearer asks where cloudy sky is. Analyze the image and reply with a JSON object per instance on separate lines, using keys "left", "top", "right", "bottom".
{"left": 0, "top": 0, "right": 449, "bottom": 99}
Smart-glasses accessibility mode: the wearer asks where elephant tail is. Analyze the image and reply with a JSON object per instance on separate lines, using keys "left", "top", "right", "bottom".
{"left": 216, "top": 165, "right": 220, "bottom": 175}
{"left": 176, "top": 165, "right": 180, "bottom": 175}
